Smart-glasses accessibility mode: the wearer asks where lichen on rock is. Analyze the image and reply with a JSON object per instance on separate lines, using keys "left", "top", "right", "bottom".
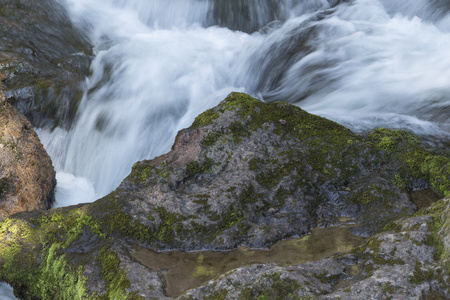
{"left": 0, "top": 92, "right": 448, "bottom": 299}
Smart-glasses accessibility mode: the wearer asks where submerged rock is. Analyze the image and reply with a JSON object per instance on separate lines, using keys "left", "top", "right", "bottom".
{"left": 0, "top": 93, "right": 448, "bottom": 299}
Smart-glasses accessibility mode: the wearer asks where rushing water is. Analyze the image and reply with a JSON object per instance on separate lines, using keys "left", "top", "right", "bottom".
{"left": 3, "top": 0, "right": 450, "bottom": 298}
{"left": 37, "top": 0, "right": 450, "bottom": 207}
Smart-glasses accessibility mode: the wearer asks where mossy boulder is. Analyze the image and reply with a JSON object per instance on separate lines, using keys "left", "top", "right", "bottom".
{"left": 0, "top": 92, "right": 448, "bottom": 299}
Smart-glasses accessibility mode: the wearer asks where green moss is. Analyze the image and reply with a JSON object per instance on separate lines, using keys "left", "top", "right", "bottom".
{"left": 92, "top": 194, "right": 190, "bottom": 247}
{"left": 420, "top": 156, "right": 450, "bottom": 197}
{"left": 311, "top": 271, "right": 341, "bottom": 284}
{"left": 220, "top": 93, "right": 353, "bottom": 146}
{"left": 349, "top": 190, "right": 383, "bottom": 205}
{"left": 154, "top": 206, "right": 186, "bottom": 245}
{"left": 93, "top": 195, "right": 153, "bottom": 243}
{"left": 347, "top": 185, "right": 396, "bottom": 207}
{"left": 130, "top": 162, "right": 171, "bottom": 184}
{"left": 226, "top": 186, "right": 236, "bottom": 193}
{"left": 192, "top": 108, "right": 220, "bottom": 128}
{"left": 239, "top": 184, "right": 258, "bottom": 205}
{"left": 393, "top": 174, "right": 407, "bottom": 188}
{"left": 377, "top": 136, "right": 395, "bottom": 152}
{"left": 381, "top": 282, "right": 395, "bottom": 294}
{"left": 249, "top": 158, "right": 260, "bottom": 171}
{"left": 239, "top": 272, "right": 302, "bottom": 300}
{"left": 274, "top": 187, "right": 289, "bottom": 208}
{"left": 409, "top": 262, "right": 433, "bottom": 284}
{"left": 97, "top": 246, "right": 144, "bottom": 300}
{"left": 228, "top": 121, "right": 250, "bottom": 144}
{"left": 217, "top": 207, "right": 245, "bottom": 235}
{"left": 35, "top": 243, "right": 88, "bottom": 299}
{"left": 380, "top": 222, "right": 402, "bottom": 233}
{"left": 368, "top": 128, "right": 450, "bottom": 197}
{"left": 249, "top": 157, "right": 293, "bottom": 189}
{"left": 201, "top": 130, "right": 223, "bottom": 147}
{"left": 0, "top": 211, "right": 102, "bottom": 299}
{"left": 218, "top": 93, "right": 373, "bottom": 192}
{"left": 256, "top": 165, "right": 289, "bottom": 189}
{"left": 204, "top": 289, "right": 228, "bottom": 300}
{"left": 186, "top": 157, "right": 215, "bottom": 178}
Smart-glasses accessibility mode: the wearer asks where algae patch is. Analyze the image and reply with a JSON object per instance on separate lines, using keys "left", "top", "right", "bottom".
{"left": 131, "top": 225, "right": 365, "bottom": 297}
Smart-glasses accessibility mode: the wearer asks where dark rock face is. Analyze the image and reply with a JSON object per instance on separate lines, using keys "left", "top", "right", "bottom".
{"left": 0, "top": 0, "right": 92, "bottom": 128}
{"left": 0, "top": 93, "right": 56, "bottom": 219}
{"left": 109, "top": 93, "right": 446, "bottom": 251}
{"left": 0, "top": 93, "right": 448, "bottom": 299}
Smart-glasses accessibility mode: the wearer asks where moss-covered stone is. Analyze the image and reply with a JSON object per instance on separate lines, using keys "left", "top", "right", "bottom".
{"left": 192, "top": 108, "right": 220, "bottom": 128}
{"left": 368, "top": 128, "right": 450, "bottom": 197}
{"left": 0, "top": 92, "right": 449, "bottom": 298}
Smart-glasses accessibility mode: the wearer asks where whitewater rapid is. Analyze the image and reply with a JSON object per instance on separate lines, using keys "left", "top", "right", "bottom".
{"left": 40, "top": 0, "right": 450, "bottom": 208}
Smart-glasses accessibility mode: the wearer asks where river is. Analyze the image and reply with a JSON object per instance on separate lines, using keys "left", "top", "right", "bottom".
{"left": 3, "top": 0, "right": 450, "bottom": 298}
{"left": 38, "top": 0, "right": 450, "bottom": 206}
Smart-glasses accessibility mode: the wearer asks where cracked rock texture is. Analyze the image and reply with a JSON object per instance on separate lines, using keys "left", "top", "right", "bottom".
{"left": 0, "top": 93, "right": 448, "bottom": 299}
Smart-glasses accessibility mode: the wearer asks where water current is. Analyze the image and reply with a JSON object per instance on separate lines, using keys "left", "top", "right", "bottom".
{"left": 3, "top": 0, "right": 450, "bottom": 298}
{"left": 37, "top": 0, "right": 450, "bottom": 207}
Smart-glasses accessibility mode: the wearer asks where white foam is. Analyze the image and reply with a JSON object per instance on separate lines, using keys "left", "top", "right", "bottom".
{"left": 53, "top": 172, "right": 96, "bottom": 208}
{"left": 0, "top": 283, "right": 16, "bottom": 300}
{"left": 40, "top": 0, "right": 450, "bottom": 207}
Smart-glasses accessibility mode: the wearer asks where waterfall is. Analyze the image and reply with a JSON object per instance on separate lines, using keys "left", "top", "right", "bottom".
{"left": 37, "top": 0, "right": 450, "bottom": 205}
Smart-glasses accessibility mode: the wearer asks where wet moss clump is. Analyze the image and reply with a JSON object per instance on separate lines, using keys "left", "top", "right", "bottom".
{"left": 221, "top": 92, "right": 353, "bottom": 145}
{"left": 368, "top": 128, "right": 450, "bottom": 197}
{"left": 0, "top": 207, "right": 110, "bottom": 299}
{"left": 129, "top": 161, "right": 171, "bottom": 184}
{"left": 186, "top": 157, "right": 215, "bottom": 178}
{"left": 97, "top": 246, "right": 143, "bottom": 300}
{"left": 192, "top": 108, "right": 220, "bottom": 128}
{"left": 239, "top": 272, "right": 303, "bottom": 300}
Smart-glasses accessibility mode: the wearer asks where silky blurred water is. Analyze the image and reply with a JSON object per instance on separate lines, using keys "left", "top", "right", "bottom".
{"left": 40, "top": 0, "right": 450, "bottom": 208}
{"left": 0, "top": 282, "right": 17, "bottom": 300}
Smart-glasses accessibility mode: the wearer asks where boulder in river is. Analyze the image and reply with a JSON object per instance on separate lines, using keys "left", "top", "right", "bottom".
{"left": 0, "top": 93, "right": 448, "bottom": 299}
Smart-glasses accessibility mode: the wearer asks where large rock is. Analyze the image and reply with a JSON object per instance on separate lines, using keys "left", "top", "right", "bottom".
{"left": 0, "top": 89, "right": 56, "bottom": 219}
{"left": 0, "top": 0, "right": 92, "bottom": 128}
{"left": 0, "top": 93, "right": 448, "bottom": 299}
{"left": 184, "top": 199, "right": 450, "bottom": 299}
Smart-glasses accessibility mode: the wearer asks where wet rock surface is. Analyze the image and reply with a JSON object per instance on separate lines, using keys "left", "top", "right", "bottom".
{"left": 0, "top": 90, "right": 55, "bottom": 219}
{"left": 111, "top": 92, "right": 443, "bottom": 251}
{"left": 183, "top": 204, "right": 450, "bottom": 299}
{"left": 0, "top": 0, "right": 92, "bottom": 128}
{"left": 0, "top": 93, "right": 448, "bottom": 299}
{"left": 132, "top": 225, "right": 365, "bottom": 298}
